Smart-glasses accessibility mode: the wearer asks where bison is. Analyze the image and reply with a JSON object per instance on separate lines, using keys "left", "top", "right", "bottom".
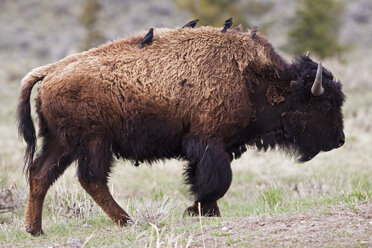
{"left": 17, "top": 26, "right": 345, "bottom": 236}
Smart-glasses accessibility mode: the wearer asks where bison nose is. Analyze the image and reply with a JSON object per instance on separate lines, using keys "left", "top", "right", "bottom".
{"left": 338, "top": 132, "right": 345, "bottom": 147}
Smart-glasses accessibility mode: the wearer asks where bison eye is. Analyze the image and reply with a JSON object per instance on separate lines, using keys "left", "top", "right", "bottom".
{"left": 321, "top": 100, "right": 332, "bottom": 112}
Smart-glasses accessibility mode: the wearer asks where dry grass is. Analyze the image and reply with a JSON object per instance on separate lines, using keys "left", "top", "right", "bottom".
{"left": 0, "top": 186, "right": 24, "bottom": 214}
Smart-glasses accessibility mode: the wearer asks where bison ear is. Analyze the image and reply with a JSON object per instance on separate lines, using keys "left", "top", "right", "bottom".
{"left": 290, "top": 80, "right": 303, "bottom": 92}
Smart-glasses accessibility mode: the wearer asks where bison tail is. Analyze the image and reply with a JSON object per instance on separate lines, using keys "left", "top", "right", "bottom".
{"left": 17, "top": 64, "right": 52, "bottom": 173}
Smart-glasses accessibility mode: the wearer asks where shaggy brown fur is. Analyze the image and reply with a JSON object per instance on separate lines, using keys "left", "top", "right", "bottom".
{"left": 17, "top": 26, "right": 345, "bottom": 236}
{"left": 38, "top": 27, "right": 285, "bottom": 139}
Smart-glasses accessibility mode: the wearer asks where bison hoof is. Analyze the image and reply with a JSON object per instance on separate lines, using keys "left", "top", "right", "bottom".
{"left": 183, "top": 201, "right": 221, "bottom": 217}
{"left": 116, "top": 217, "right": 134, "bottom": 226}
{"left": 25, "top": 224, "right": 44, "bottom": 236}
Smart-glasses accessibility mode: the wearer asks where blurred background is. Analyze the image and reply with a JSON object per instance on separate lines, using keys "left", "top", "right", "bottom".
{"left": 0, "top": 0, "right": 371, "bottom": 88}
{"left": 0, "top": 0, "right": 371, "bottom": 89}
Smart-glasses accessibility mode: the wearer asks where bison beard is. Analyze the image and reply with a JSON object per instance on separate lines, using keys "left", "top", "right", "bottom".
{"left": 17, "top": 27, "right": 345, "bottom": 236}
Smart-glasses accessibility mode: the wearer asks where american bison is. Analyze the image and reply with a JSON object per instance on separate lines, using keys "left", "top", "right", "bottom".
{"left": 17, "top": 26, "right": 345, "bottom": 236}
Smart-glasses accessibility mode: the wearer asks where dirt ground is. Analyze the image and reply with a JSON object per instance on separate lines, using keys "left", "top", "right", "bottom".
{"left": 191, "top": 202, "right": 372, "bottom": 248}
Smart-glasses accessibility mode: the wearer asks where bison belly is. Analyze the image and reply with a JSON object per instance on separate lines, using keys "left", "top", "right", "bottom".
{"left": 115, "top": 117, "right": 185, "bottom": 163}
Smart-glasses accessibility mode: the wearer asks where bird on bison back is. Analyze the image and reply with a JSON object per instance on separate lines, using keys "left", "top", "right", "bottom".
{"left": 139, "top": 28, "right": 153, "bottom": 49}
{"left": 250, "top": 26, "right": 258, "bottom": 44}
{"left": 17, "top": 26, "right": 345, "bottom": 236}
{"left": 182, "top": 19, "right": 199, "bottom": 28}
{"left": 221, "top": 17, "right": 233, "bottom": 33}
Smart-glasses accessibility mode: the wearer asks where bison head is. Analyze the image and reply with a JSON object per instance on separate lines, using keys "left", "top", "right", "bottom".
{"left": 282, "top": 56, "right": 345, "bottom": 162}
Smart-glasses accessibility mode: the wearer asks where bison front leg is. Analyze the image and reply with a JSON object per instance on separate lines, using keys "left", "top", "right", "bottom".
{"left": 182, "top": 136, "right": 233, "bottom": 217}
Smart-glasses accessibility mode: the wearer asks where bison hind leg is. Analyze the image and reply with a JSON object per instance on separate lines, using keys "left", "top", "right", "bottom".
{"left": 182, "top": 135, "right": 233, "bottom": 217}
{"left": 25, "top": 136, "right": 73, "bottom": 236}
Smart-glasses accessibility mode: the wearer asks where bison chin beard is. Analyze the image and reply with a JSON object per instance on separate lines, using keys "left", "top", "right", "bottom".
{"left": 280, "top": 111, "right": 322, "bottom": 163}
{"left": 296, "top": 146, "right": 320, "bottom": 163}
{"left": 280, "top": 138, "right": 320, "bottom": 163}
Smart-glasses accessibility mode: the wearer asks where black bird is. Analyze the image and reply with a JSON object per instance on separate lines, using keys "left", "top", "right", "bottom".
{"left": 221, "top": 17, "right": 233, "bottom": 33}
{"left": 250, "top": 26, "right": 258, "bottom": 44}
{"left": 182, "top": 19, "right": 199, "bottom": 28}
{"left": 139, "top": 28, "right": 154, "bottom": 49}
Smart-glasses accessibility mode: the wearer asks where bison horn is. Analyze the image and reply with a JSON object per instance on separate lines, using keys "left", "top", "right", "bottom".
{"left": 306, "top": 51, "right": 310, "bottom": 57}
{"left": 311, "top": 62, "right": 324, "bottom": 96}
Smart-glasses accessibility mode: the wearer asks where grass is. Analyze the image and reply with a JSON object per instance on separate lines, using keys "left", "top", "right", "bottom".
{"left": 0, "top": 82, "right": 371, "bottom": 247}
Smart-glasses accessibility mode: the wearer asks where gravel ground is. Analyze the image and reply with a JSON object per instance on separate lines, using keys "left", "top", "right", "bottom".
{"left": 191, "top": 201, "right": 372, "bottom": 248}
